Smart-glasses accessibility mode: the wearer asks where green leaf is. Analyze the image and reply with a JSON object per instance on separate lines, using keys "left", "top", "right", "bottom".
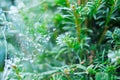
{"left": 95, "top": 72, "right": 109, "bottom": 80}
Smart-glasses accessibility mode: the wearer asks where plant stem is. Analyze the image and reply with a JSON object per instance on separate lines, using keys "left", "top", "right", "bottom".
{"left": 98, "top": 26, "right": 108, "bottom": 45}
{"left": 66, "top": 0, "right": 70, "bottom": 7}
{"left": 77, "top": 0, "right": 81, "bottom": 6}
{"left": 98, "top": 0, "right": 115, "bottom": 45}
{"left": 72, "top": 5, "right": 81, "bottom": 43}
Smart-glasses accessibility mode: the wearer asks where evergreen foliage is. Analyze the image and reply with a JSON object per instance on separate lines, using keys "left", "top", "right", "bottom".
{"left": 0, "top": 0, "right": 120, "bottom": 80}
